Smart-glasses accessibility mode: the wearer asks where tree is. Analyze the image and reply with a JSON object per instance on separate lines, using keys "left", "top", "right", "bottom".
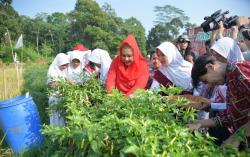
{"left": 102, "top": 2, "right": 116, "bottom": 17}
{"left": 68, "top": 0, "right": 107, "bottom": 49}
{"left": 19, "top": 15, "right": 35, "bottom": 46}
{"left": 68, "top": 0, "right": 146, "bottom": 57}
{"left": 0, "top": 2, "right": 20, "bottom": 43}
{"left": 147, "top": 24, "right": 172, "bottom": 51}
{"left": 19, "top": 14, "right": 56, "bottom": 55}
{"left": 122, "top": 17, "right": 147, "bottom": 56}
{"left": 47, "top": 12, "right": 68, "bottom": 26}
{"left": 184, "top": 22, "right": 197, "bottom": 30}
{"left": 0, "top": 0, "right": 147, "bottom": 60}
{"left": 47, "top": 12, "right": 70, "bottom": 52}
{"left": 0, "top": 0, "right": 12, "bottom": 6}
{"left": 154, "top": 5, "right": 189, "bottom": 25}
{"left": 147, "top": 5, "right": 195, "bottom": 51}
{"left": 35, "top": 12, "right": 48, "bottom": 22}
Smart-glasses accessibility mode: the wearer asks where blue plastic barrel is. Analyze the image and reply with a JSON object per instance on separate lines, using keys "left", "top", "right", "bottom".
{"left": 0, "top": 96, "right": 43, "bottom": 153}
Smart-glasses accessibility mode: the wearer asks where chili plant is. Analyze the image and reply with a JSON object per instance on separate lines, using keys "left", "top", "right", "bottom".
{"left": 19, "top": 78, "right": 249, "bottom": 157}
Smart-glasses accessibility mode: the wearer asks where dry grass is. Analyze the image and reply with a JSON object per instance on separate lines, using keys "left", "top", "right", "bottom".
{"left": 0, "top": 148, "right": 12, "bottom": 157}
{"left": 0, "top": 63, "right": 23, "bottom": 101}
{"left": 0, "top": 64, "right": 20, "bottom": 156}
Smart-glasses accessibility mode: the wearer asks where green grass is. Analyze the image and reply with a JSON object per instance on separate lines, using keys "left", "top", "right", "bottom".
{"left": 21, "top": 62, "right": 49, "bottom": 124}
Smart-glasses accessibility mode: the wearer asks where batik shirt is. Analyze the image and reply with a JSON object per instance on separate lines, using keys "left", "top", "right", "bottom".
{"left": 214, "top": 61, "right": 250, "bottom": 131}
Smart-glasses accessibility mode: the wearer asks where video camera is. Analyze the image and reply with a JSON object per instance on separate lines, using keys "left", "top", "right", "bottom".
{"left": 201, "top": 10, "right": 238, "bottom": 32}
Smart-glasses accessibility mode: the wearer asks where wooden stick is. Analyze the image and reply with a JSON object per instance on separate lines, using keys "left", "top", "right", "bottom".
{"left": 3, "top": 64, "right": 7, "bottom": 99}
{"left": 21, "top": 46, "right": 23, "bottom": 63}
{"left": 15, "top": 63, "right": 20, "bottom": 93}
{"left": 6, "top": 28, "right": 15, "bottom": 63}
{"left": 20, "top": 63, "right": 23, "bottom": 85}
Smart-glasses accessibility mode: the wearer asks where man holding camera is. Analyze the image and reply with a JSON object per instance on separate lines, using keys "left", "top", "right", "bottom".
{"left": 176, "top": 35, "right": 197, "bottom": 64}
{"left": 240, "top": 25, "right": 250, "bottom": 49}
{"left": 238, "top": 25, "right": 250, "bottom": 61}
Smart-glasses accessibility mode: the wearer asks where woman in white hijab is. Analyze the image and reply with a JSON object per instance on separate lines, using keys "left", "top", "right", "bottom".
{"left": 47, "top": 53, "right": 69, "bottom": 84}
{"left": 150, "top": 42, "right": 193, "bottom": 92}
{"left": 207, "top": 37, "right": 245, "bottom": 112}
{"left": 47, "top": 53, "right": 69, "bottom": 126}
{"left": 67, "top": 50, "right": 85, "bottom": 83}
{"left": 210, "top": 37, "right": 244, "bottom": 63}
{"left": 88, "top": 48, "right": 112, "bottom": 83}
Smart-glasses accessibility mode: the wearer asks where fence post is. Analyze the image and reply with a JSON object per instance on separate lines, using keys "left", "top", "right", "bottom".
{"left": 15, "top": 63, "right": 20, "bottom": 93}
{"left": 20, "top": 63, "right": 23, "bottom": 87}
{"left": 3, "top": 64, "right": 7, "bottom": 99}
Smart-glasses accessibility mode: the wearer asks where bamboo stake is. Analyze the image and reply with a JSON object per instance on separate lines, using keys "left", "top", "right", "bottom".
{"left": 3, "top": 64, "right": 7, "bottom": 99}
{"left": 21, "top": 45, "right": 23, "bottom": 63}
{"left": 6, "top": 28, "right": 14, "bottom": 62}
{"left": 16, "top": 63, "right": 20, "bottom": 93}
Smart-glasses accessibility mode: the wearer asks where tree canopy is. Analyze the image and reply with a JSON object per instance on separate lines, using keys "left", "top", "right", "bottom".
{"left": 147, "top": 5, "right": 195, "bottom": 51}
{"left": 0, "top": 0, "right": 148, "bottom": 59}
{"left": 0, "top": 0, "right": 194, "bottom": 62}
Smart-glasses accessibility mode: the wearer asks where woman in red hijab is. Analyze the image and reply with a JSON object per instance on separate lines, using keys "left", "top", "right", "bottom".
{"left": 106, "top": 34, "right": 149, "bottom": 96}
{"left": 72, "top": 43, "right": 89, "bottom": 51}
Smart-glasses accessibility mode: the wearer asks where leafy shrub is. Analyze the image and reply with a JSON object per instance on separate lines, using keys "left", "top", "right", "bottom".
{"left": 0, "top": 44, "right": 53, "bottom": 63}
{"left": 19, "top": 78, "right": 249, "bottom": 157}
{"left": 40, "top": 43, "right": 53, "bottom": 59}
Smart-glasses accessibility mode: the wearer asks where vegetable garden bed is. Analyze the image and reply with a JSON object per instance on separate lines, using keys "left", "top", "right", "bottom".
{"left": 19, "top": 78, "right": 249, "bottom": 157}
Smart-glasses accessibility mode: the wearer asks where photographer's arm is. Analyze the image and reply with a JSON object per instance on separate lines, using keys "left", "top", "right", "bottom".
{"left": 210, "top": 21, "right": 224, "bottom": 46}
{"left": 231, "top": 26, "right": 238, "bottom": 40}
{"left": 210, "top": 30, "right": 217, "bottom": 46}
{"left": 218, "top": 21, "right": 225, "bottom": 39}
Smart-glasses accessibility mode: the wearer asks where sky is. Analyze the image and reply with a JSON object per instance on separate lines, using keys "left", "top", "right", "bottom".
{"left": 12, "top": 0, "right": 250, "bottom": 34}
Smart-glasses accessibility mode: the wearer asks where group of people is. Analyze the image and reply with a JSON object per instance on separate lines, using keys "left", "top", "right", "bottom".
{"left": 47, "top": 24, "right": 250, "bottom": 149}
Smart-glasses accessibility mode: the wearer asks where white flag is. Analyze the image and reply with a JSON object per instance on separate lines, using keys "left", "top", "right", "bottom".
{"left": 14, "top": 34, "right": 23, "bottom": 49}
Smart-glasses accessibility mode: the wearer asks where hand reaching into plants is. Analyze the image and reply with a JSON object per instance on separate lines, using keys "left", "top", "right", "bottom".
{"left": 187, "top": 119, "right": 217, "bottom": 132}
{"left": 180, "top": 95, "right": 211, "bottom": 110}
{"left": 165, "top": 95, "right": 211, "bottom": 110}
{"left": 187, "top": 121, "right": 202, "bottom": 131}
